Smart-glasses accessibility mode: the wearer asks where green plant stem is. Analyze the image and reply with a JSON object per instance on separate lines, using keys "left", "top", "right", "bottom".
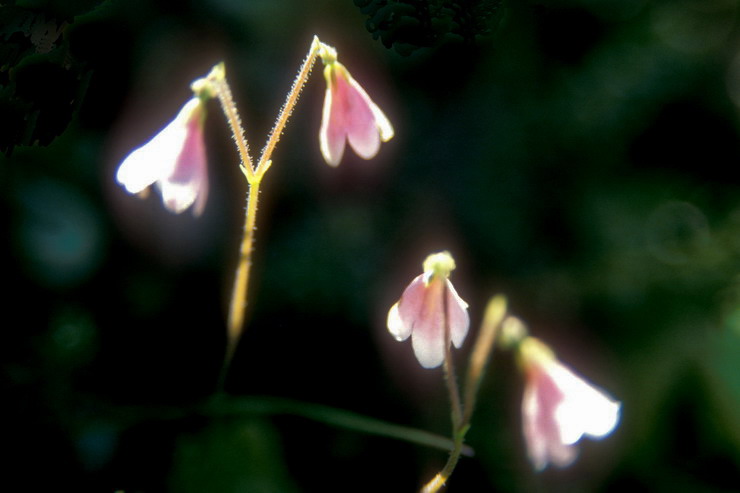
{"left": 462, "top": 295, "right": 506, "bottom": 425}
{"left": 421, "top": 295, "right": 506, "bottom": 492}
{"left": 99, "top": 394, "right": 473, "bottom": 456}
{"left": 421, "top": 360, "right": 468, "bottom": 493}
{"left": 219, "top": 36, "right": 322, "bottom": 381}
{"left": 209, "top": 64, "right": 254, "bottom": 181}
{"left": 443, "top": 343, "right": 464, "bottom": 431}
{"left": 206, "top": 395, "right": 474, "bottom": 456}
{"left": 256, "top": 35, "right": 321, "bottom": 174}
{"left": 420, "top": 429, "right": 468, "bottom": 493}
{"left": 421, "top": 285, "right": 466, "bottom": 493}
{"left": 224, "top": 172, "right": 263, "bottom": 367}
{"left": 443, "top": 285, "right": 464, "bottom": 429}
{"left": 422, "top": 354, "right": 466, "bottom": 493}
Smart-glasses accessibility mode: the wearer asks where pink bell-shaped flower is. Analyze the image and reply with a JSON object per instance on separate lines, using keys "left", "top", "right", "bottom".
{"left": 318, "top": 46, "right": 394, "bottom": 167}
{"left": 116, "top": 97, "right": 209, "bottom": 216}
{"left": 387, "top": 252, "right": 470, "bottom": 368}
{"left": 517, "top": 337, "right": 621, "bottom": 471}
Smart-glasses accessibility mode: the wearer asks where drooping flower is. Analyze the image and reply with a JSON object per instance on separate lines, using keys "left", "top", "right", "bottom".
{"left": 387, "top": 251, "right": 470, "bottom": 368}
{"left": 318, "top": 43, "right": 394, "bottom": 167}
{"left": 517, "top": 336, "right": 621, "bottom": 471}
{"left": 116, "top": 96, "right": 209, "bottom": 216}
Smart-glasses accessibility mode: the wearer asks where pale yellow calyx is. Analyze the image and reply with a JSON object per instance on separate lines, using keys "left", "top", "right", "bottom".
{"left": 422, "top": 251, "right": 456, "bottom": 284}
{"left": 517, "top": 336, "right": 555, "bottom": 370}
{"left": 191, "top": 62, "right": 224, "bottom": 101}
{"left": 318, "top": 41, "right": 338, "bottom": 65}
{"left": 499, "top": 316, "right": 530, "bottom": 351}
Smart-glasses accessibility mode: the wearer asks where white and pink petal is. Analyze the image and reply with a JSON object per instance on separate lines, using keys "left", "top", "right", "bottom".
{"left": 319, "top": 61, "right": 394, "bottom": 166}
{"left": 446, "top": 279, "right": 470, "bottom": 349}
{"left": 519, "top": 338, "right": 621, "bottom": 471}
{"left": 115, "top": 97, "right": 209, "bottom": 216}
{"left": 386, "top": 257, "right": 470, "bottom": 369}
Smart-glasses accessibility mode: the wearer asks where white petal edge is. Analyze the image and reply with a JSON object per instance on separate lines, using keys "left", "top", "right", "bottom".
{"left": 115, "top": 129, "right": 180, "bottom": 194}
{"left": 319, "top": 86, "right": 342, "bottom": 167}
{"left": 445, "top": 279, "right": 469, "bottom": 349}
{"left": 412, "top": 329, "right": 445, "bottom": 369}
{"left": 347, "top": 76, "right": 394, "bottom": 142}
{"left": 387, "top": 302, "right": 411, "bottom": 342}
{"left": 523, "top": 372, "right": 578, "bottom": 471}
{"left": 158, "top": 180, "right": 198, "bottom": 214}
{"left": 550, "top": 363, "right": 621, "bottom": 445}
{"left": 115, "top": 99, "right": 199, "bottom": 194}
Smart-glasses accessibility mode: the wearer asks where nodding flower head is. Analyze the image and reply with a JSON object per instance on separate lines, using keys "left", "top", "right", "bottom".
{"left": 386, "top": 251, "right": 469, "bottom": 369}
{"left": 517, "top": 337, "right": 621, "bottom": 471}
{"left": 116, "top": 96, "right": 209, "bottom": 216}
{"left": 318, "top": 43, "right": 394, "bottom": 167}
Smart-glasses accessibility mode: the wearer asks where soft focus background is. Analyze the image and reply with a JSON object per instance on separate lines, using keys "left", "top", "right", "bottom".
{"left": 2, "top": 0, "right": 740, "bottom": 491}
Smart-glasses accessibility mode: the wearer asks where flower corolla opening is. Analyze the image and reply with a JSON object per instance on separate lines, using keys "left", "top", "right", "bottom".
{"left": 386, "top": 251, "right": 469, "bottom": 368}
{"left": 115, "top": 96, "right": 209, "bottom": 216}
{"left": 318, "top": 46, "right": 394, "bottom": 167}
{"left": 518, "top": 337, "right": 621, "bottom": 471}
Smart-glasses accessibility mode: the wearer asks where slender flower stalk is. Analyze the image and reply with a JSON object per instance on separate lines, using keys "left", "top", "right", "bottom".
{"left": 118, "top": 36, "right": 394, "bottom": 378}
{"left": 421, "top": 295, "right": 508, "bottom": 493}
{"left": 118, "top": 34, "right": 397, "bottom": 405}
{"left": 420, "top": 290, "right": 465, "bottom": 493}
{"left": 156, "top": 35, "right": 396, "bottom": 384}
{"left": 462, "top": 295, "right": 507, "bottom": 425}
{"left": 223, "top": 163, "right": 262, "bottom": 365}
{"left": 196, "top": 63, "right": 258, "bottom": 368}
{"left": 201, "top": 63, "right": 255, "bottom": 182}
{"left": 422, "top": 342, "right": 465, "bottom": 493}
{"left": 420, "top": 428, "right": 467, "bottom": 493}
{"left": 258, "top": 35, "right": 322, "bottom": 174}
{"left": 219, "top": 37, "right": 323, "bottom": 370}
{"left": 386, "top": 252, "right": 471, "bottom": 493}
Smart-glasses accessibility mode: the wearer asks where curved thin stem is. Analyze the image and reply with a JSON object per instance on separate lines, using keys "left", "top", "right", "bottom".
{"left": 206, "top": 395, "right": 474, "bottom": 456}
{"left": 209, "top": 64, "right": 254, "bottom": 180}
{"left": 256, "top": 35, "right": 321, "bottom": 174}
{"left": 224, "top": 173, "right": 263, "bottom": 367}
{"left": 421, "top": 285, "right": 466, "bottom": 493}
{"left": 219, "top": 36, "right": 323, "bottom": 382}
{"left": 462, "top": 295, "right": 506, "bottom": 425}
{"left": 421, "top": 295, "right": 507, "bottom": 493}
{"left": 444, "top": 285, "right": 464, "bottom": 429}
{"left": 420, "top": 430, "right": 467, "bottom": 493}
{"left": 443, "top": 344, "right": 464, "bottom": 431}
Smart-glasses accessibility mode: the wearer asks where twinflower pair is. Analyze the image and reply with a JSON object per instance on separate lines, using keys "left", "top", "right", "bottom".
{"left": 388, "top": 251, "right": 621, "bottom": 490}
{"left": 114, "top": 36, "right": 394, "bottom": 369}
{"left": 116, "top": 38, "right": 393, "bottom": 217}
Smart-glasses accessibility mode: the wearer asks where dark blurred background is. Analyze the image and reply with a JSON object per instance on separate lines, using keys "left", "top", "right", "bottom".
{"left": 2, "top": 0, "right": 740, "bottom": 491}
